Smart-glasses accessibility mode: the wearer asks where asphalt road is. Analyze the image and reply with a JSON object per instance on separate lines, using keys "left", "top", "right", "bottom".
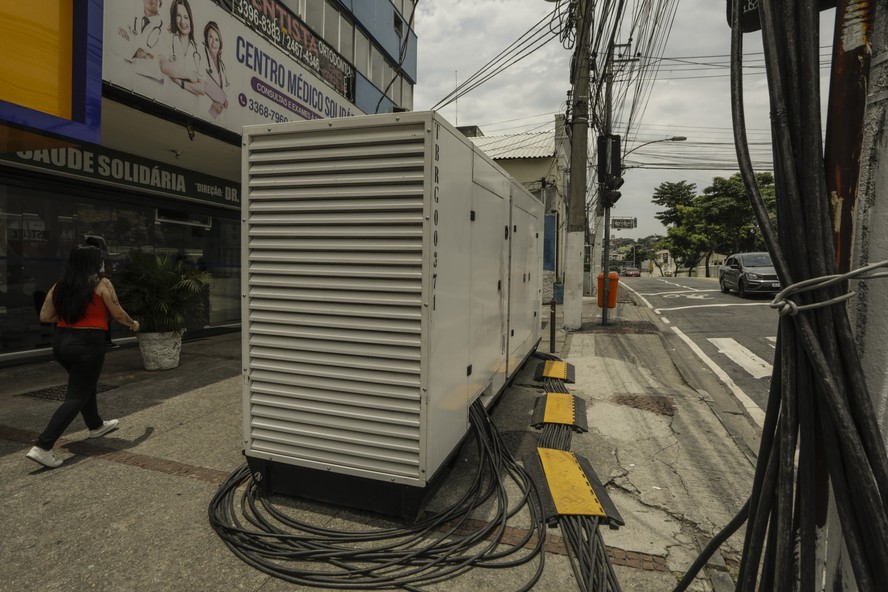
{"left": 618, "top": 274, "right": 780, "bottom": 456}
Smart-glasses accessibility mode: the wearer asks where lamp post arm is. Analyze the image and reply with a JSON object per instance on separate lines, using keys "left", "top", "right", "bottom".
{"left": 622, "top": 136, "right": 687, "bottom": 161}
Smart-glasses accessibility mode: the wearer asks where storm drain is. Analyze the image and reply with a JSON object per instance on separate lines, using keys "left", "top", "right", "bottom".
{"left": 16, "top": 383, "right": 119, "bottom": 401}
{"left": 613, "top": 394, "right": 676, "bottom": 416}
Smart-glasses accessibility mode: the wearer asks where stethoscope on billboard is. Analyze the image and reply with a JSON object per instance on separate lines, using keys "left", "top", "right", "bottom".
{"left": 131, "top": 17, "right": 163, "bottom": 49}
{"left": 204, "top": 45, "right": 229, "bottom": 88}
{"left": 169, "top": 36, "right": 201, "bottom": 72}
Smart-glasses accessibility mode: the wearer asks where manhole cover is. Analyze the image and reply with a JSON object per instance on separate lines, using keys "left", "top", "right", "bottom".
{"left": 16, "top": 383, "right": 119, "bottom": 401}
{"left": 613, "top": 394, "right": 676, "bottom": 416}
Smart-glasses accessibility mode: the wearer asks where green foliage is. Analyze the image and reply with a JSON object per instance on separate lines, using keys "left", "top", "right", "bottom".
{"left": 116, "top": 252, "right": 211, "bottom": 333}
{"left": 699, "top": 173, "right": 776, "bottom": 254}
{"left": 650, "top": 173, "right": 777, "bottom": 274}
{"left": 651, "top": 181, "right": 697, "bottom": 227}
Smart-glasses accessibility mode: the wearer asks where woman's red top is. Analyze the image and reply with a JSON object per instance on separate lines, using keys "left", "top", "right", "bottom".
{"left": 57, "top": 292, "right": 109, "bottom": 330}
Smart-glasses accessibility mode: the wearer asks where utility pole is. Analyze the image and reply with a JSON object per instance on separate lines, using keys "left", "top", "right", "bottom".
{"left": 562, "top": 0, "right": 592, "bottom": 331}
{"left": 600, "top": 46, "right": 615, "bottom": 325}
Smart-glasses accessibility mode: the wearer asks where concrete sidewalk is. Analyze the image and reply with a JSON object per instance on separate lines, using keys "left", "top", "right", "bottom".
{"left": 0, "top": 295, "right": 755, "bottom": 591}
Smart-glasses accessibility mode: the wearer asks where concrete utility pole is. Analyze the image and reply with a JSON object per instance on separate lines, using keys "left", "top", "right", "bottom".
{"left": 600, "top": 46, "right": 615, "bottom": 325}
{"left": 563, "top": 0, "right": 592, "bottom": 331}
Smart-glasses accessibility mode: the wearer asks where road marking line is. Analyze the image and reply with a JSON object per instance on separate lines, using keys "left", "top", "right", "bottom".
{"left": 708, "top": 337, "right": 773, "bottom": 379}
{"left": 638, "top": 290, "right": 720, "bottom": 296}
{"left": 619, "top": 282, "right": 766, "bottom": 426}
{"left": 654, "top": 302, "right": 771, "bottom": 313}
{"left": 670, "top": 327, "right": 765, "bottom": 427}
{"left": 619, "top": 282, "right": 654, "bottom": 310}
{"left": 766, "top": 336, "right": 777, "bottom": 348}
{"left": 659, "top": 280, "right": 700, "bottom": 290}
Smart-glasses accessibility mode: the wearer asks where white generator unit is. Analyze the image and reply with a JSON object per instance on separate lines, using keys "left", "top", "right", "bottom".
{"left": 241, "top": 111, "right": 542, "bottom": 516}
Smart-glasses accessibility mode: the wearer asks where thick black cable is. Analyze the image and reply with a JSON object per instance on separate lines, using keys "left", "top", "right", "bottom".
{"left": 758, "top": 0, "right": 888, "bottom": 581}
{"left": 670, "top": 499, "right": 749, "bottom": 592}
{"left": 773, "top": 316, "right": 798, "bottom": 590}
{"left": 704, "top": 0, "right": 888, "bottom": 589}
{"left": 795, "top": 345, "right": 816, "bottom": 592}
{"left": 209, "top": 400, "right": 547, "bottom": 590}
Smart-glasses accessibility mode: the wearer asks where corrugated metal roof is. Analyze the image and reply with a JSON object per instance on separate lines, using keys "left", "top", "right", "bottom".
{"left": 469, "top": 131, "right": 555, "bottom": 160}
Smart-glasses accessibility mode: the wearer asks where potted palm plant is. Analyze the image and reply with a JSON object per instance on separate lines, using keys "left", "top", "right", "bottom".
{"left": 116, "top": 252, "right": 210, "bottom": 370}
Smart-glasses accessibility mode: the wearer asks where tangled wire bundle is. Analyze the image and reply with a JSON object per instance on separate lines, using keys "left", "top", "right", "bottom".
{"left": 208, "top": 400, "right": 547, "bottom": 591}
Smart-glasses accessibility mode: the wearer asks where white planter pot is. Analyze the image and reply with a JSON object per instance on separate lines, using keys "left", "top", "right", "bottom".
{"left": 136, "top": 331, "right": 183, "bottom": 371}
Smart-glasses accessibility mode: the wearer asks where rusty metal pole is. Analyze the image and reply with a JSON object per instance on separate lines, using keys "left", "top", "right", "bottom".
{"left": 825, "top": 0, "right": 874, "bottom": 274}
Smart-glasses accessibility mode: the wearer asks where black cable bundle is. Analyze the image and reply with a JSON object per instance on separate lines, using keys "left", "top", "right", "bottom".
{"left": 538, "top": 423, "right": 574, "bottom": 450}
{"left": 560, "top": 515, "right": 622, "bottom": 592}
{"left": 208, "top": 399, "right": 547, "bottom": 591}
{"left": 674, "top": 1, "right": 888, "bottom": 589}
{"left": 538, "top": 373, "right": 622, "bottom": 592}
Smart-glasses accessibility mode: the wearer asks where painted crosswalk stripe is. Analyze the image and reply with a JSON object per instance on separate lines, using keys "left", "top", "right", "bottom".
{"left": 766, "top": 336, "right": 777, "bottom": 348}
{"left": 671, "top": 328, "right": 764, "bottom": 427}
{"left": 708, "top": 338, "right": 774, "bottom": 379}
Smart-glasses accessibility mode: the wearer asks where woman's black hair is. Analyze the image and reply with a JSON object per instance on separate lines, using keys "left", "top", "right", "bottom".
{"left": 52, "top": 246, "right": 103, "bottom": 324}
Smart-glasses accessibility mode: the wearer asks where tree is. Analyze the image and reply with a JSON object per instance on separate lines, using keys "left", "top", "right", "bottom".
{"left": 649, "top": 175, "right": 777, "bottom": 277}
{"left": 699, "top": 172, "right": 776, "bottom": 256}
{"left": 663, "top": 204, "right": 710, "bottom": 275}
{"left": 651, "top": 181, "right": 697, "bottom": 227}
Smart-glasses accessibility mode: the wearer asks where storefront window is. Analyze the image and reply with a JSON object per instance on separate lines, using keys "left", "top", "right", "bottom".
{"left": 0, "top": 178, "right": 240, "bottom": 357}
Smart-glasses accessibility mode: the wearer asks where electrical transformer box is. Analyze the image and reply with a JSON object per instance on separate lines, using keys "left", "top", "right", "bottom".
{"left": 241, "top": 111, "right": 542, "bottom": 514}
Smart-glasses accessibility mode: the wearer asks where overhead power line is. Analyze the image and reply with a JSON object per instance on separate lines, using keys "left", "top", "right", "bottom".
{"left": 431, "top": 4, "right": 569, "bottom": 111}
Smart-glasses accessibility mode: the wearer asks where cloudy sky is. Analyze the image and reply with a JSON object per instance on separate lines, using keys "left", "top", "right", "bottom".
{"left": 411, "top": 0, "right": 834, "bottom": 240}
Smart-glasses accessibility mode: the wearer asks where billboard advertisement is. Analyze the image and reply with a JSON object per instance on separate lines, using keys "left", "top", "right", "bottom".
{"left": 103, "top": 0, "right": 360, "bottom": 135}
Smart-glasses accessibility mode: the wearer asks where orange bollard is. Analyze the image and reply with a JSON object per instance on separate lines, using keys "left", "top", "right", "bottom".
{"left": 597, "top": 272, "right": 620, "bottom": 308}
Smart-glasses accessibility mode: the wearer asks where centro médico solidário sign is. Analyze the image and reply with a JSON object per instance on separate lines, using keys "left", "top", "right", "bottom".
{"left": 103, "top": 0, "right": 361, "bottom": 135}
{"left": 0, "top": 145, "right": 239, "bottom": 209}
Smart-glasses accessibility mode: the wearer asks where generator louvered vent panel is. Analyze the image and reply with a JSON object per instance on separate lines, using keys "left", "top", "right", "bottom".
{"left": 245, "top": 123, "right": 426, "bottom": 480}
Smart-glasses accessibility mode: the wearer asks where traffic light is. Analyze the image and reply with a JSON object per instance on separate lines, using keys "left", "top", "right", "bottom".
{"left": 601, "top": 175, "right": 623, "bottom": 208}
{"left": 597, "top": 134, "right": 621, "bottom": 186}
{"left": 602, "top": 190, "right": 621, "bottom": 208}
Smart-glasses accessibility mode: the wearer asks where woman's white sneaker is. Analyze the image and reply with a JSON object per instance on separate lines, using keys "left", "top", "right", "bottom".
{"left": 26, "top": 446, "right": 63, "bottom": 468}
{"left": 89, "top": 419, "right": 119, "bottom": 438}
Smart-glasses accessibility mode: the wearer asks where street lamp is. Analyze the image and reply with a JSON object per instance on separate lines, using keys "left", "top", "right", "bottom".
{"left": 621, "top": 136, "right": 687, "bottom": 166}
{"left": 598, "top": 134, "right": 686, "bottom": 325}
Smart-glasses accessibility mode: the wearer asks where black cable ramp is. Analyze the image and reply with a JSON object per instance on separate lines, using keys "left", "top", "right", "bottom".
{"left": 530, "top": 352, "right": 624, "bottom": 591}
{"left": 531, "top": 392, "right": 589, "bottom": 432}
{"left": 533, "top": 359, "right": 576, "bottom": 383}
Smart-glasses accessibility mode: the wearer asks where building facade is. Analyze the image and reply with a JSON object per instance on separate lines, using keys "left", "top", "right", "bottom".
{"left": 0, "top": 0, "right": 417, "bottom": 361}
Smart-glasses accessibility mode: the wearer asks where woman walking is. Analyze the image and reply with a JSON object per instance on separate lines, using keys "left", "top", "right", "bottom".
{"left": 27, "top": 246, "right": 140, "bottom": 469}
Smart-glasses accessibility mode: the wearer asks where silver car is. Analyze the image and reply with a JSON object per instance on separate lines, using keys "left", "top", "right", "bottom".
{"left": 719, "top": 252, "right": 780, "bottom": 297}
